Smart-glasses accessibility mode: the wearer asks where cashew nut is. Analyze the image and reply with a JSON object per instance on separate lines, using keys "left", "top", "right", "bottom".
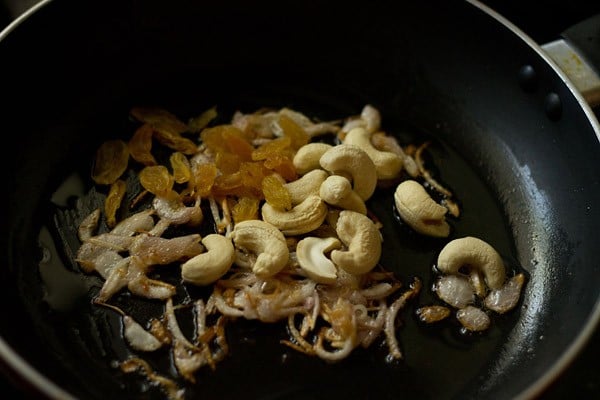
{"left": 394, "top": 180, "right": 450, "bottom": 237}
{"left": 261, "top": 194, "right": 327, "bottom": 236}
{"left": 330, "top": 210, "right": 381, "bottom": 275}
{"left": 437, "top": 236, "right": 506, "bottom": 290}
{"left": 230, "top": 220, "right": 289, "bottom": 278}
{"left": 181, "top": 234, "right": 235, "bottom": 285}
{"left": 296, "top": 236, "right": 342, "bottom": 284}
{"left": 319, "top": 175, "right": 367, "bottom": 214}
{"left": 319, "top": 144, "right": 377, "bottom": 201}
{"left": 293, "top": 143, "right": 333, "bottom": 175}
{"left": 285, "top": 169, "right": 328, "bottom": 205}
{"left": 343, "top": 127, "right": 403, "bottom": 180}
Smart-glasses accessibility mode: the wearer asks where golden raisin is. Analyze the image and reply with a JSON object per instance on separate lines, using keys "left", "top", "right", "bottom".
{"left": 212, "top": 172, "right": 244, "bottom": 197}
{"left": 263, "top": 154, "right": 297, "bottom": 182}
{"left": 200, "top": 125, "right": 229, "bottom": 153}
{"left": 279, "top": 114, "right": 309, "bottom": 149}
{"left": 128, "top": 124, "right": 157, "bottom": 166}
{"left": 139, "top": 165, "right": 173, "bottom": 196}
{"left": 130, "top": 107, "right": 188, "bottom": 136}
{"left": 194, "top": 163, "right": 218, "bottom": 197}
{"left": 232, "top": 197, "right": 260, "bottom": 223}
{"left": 251, "top": 136, "right": 292, "bottom": 161}
{"left": 105, "top": 179, "right": 127, "bottom": 228}
{"left": 153, "top": 129, "right": 197, "bottom": 155}
{"left": 188, "top": 106, "right": 217, "bottom": 133}
{"left": 262, "top": 175, "right": 291, "bottom": 211}
{"left": 215, "top": 152, "right": 241, "bottom": 175}
{"left": 170, "top": 152, "right": 192, "bottom": 184}
{"left": 92, "top": 140, "right": 130, "bottom": 185}
{"left": 223, "top": 129, "right": 253, "bottom": 161}
{"left": 240, "top": 162, "right": 266, "bottom": 197}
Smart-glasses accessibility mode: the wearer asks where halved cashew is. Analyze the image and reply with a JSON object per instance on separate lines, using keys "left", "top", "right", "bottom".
{"left": 293, "top": 143, "right": 333, "bottom": 175}
{"left": 437, "top": 236, "right": 506, "bottom": 290}
{"left": 181, "top": 234, "right": 235, "bottom": 285}
{"left": 319, "top": 175, "right": 367, "bottom": 214}
{"left": 331, "top": 210, "right": 381, "bottom": 275}
{"left": 296, "top": 237, "right": 342, "bottom": 284}
{"left": 343, "top": 127, "right": 403, "bottom": 180}
{"left": 394, "top": 180, "right": 450, "bottom": 237}
{"left": 285, "top": 169, "right": 328, "bottom": 205}
{"left": 261, "top": 194, "right": 327, "bottom": 235}
{"left": 319, "top": 144, "right": 377, "bottom": 201}
{"left": 230, "top": 220, "right": 289, "bottom": 278}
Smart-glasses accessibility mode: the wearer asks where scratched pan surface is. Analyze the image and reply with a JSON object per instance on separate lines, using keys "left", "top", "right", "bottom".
{"left": 1, "top": 1, "right": 599, "bottom": 399}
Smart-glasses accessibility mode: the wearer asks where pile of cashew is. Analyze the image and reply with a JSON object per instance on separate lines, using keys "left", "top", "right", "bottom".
{"left": 181, "top": 108, "right": 409, "bottom": 286}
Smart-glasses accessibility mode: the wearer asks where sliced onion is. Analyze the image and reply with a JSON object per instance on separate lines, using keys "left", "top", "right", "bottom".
{"left": 111, "top": 209, "right": 155, "bottom": 236}
{"left": 433, "top": 275, "right": 474, "bottom": 308}
{"left": 123, "top": 316, "right": 162, "bottom": 352}
{"left": 456, "top": 306, "right": 490, "bottom": 332}
{"left": 416, "top": 305, "right": 451, "bottom": 324}
{"left": 484, "top": 273, "right": 526, "bottom": 314}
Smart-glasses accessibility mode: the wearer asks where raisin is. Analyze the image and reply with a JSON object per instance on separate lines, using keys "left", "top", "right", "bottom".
{"left": 139, "top": 165, "right": 174, "bottom": 196}
{"left": 128, "top": 124, "right": 157, "bottom": 166}
{"left": 262, "top": 175, "right": 291, "bottom": 211}
{"left": 279, "top": 114, "right": 309, "bottom": 149}
{"left": 92, "top": 140, "right": 130, "bottom": 185}
{"left": 252, "top": 136, "right": 292, "bottom": 161}
{"left": 232, "top": 197, "right": 260, "bottom": 223}
{"left": 193, "top": 163, "right": 218, "bottom": 197}
{"left": 170, "top": 152, "right": 192, "bottom": 184}
{"left": 130, "top": 107, "right": 188, "bottom": 135}
{"left": 105, "top": 179, "right": 127, "bottom": 228}
{"left": 263, "top": 154, "right": 297, "bottom": 182}
{"left": 188, "top": 106, "right": 217, "bottom": 133}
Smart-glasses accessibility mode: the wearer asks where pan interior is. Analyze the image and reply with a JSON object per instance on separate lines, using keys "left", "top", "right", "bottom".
{"left": 1, "top": 1, "right": 599, "bottom": 399}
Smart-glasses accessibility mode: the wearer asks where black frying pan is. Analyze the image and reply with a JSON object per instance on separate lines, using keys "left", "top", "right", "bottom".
{"left": 1, "top": 0, "right": 599, "bottom": 399}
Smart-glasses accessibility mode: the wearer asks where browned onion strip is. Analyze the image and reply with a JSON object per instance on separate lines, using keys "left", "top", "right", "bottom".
{"left": 120, "top": 358, "right": 183, "bottom": 400}
{"left": 416, "top": 305, "right": 451, "bottom": 324}
{"left": 358, "top": 301, "right": 387, "bottom": 348}
{"left": 165, "top": 299, "right": 206, "bottom": 383}
{"left": 96, "top": 258, "right": 129, "bottom": 302}
{"left": 281, "top": 314, "right": 316, "bottom": 355}
{"left": 384, "top": 278, "right": 421, "bottom": 359}
{"left": 314, "top": 328, "right": 356, "bottom": 361}
{"left": 77, "top": 208, "right": 101, "bottom": 241}
{"left": 414, "top": 142, "right": 460, "bottom": 217}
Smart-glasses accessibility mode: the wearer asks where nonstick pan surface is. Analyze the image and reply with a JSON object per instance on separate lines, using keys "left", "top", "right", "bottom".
{"left": 0, "top": 1, "right": 599, "bottom": 399}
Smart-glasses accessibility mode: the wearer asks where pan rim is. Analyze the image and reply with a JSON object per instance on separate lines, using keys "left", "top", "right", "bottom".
{"left": 0, "top": 0, "right": 52, "bottom": 42}
{"left": 0, "top": 0, "right": 598, "bottom": 399}
{"left": 466, "top": 0, "right": 600, "bottom": 140}
{"left": 467, "top": 2, "right": 600, "bottom": 399}
{"left": 0, "top": 337, "right": 75, "bottom": 400}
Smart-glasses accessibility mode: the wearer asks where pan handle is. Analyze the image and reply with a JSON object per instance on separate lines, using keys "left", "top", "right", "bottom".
{"left": 542, "top": 15, "right": 600, "bottom": 107}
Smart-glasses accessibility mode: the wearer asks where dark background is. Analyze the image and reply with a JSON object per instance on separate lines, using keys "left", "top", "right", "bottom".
{"left": 0, "top": 0, "right": 598, "bottom": 399}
